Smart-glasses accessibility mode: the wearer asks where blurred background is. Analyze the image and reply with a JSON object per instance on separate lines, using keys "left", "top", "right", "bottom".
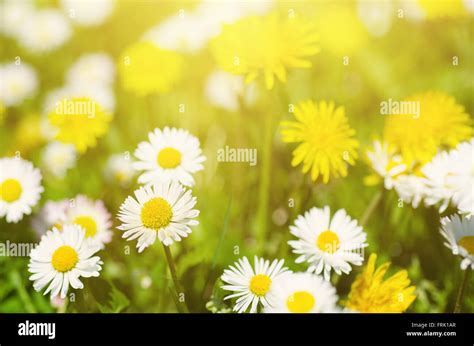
{"left": 0, "top": 0, "right": 473, "bottom": 313}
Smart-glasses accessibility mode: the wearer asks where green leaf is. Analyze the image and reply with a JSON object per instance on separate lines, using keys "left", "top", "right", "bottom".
{"left": 97, "top": 283, "right": 130, "bottom": 313}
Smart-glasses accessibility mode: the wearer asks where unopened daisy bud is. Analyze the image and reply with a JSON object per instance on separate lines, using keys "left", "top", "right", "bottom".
{"left": 41, "top": 142, "right": 77, "bottom": 178}
{"left": 104, "top": 153, "right": 135, "bottom": 187}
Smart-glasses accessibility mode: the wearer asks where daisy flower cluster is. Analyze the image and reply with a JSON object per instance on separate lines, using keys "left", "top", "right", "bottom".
{"left": 220, "top": 207, "right": 416, "bottom": 313}
{"left": 117, "top": 127, "right": 206, "bottom": 251}
{"left": 0, "top": 0, "right": 472, "bottom": 316}
{"left": 0, "top": 1, "right": 71, "bottom": 54}
{"left": 26, "top": 192, "right": 113, "bottom": 298}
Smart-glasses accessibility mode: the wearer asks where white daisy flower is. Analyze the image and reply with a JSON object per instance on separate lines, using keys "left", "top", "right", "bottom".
{"left": 28, "top": 224, "right": 103, "bottom": 299}
{"left": 17, "top": 9, "right": 72, "bottom": 54}
{"left": 133, "top": 127, "right": 206, "bottom": 187}
{"left": 357, "top": 0, "right": 393, "bottom": 37}
{"left": 264, "top": 272, "right": 339, "bottom": 313}
{"left": 440, "top": 214, "right": 474, "bottom": 270}
{"left": 450, "top": 140, "right": 473, "bottom": 216}
{"left": 288, "top": 206, "right": 367, "bottom": 281}
{"left": 41, "top": 142, "right": 77, "bottom": 178}
{"left": 64, "top": 195, "right": 113, "bottom": 249}
{"left": 393, "top": 174, "right": 427, "bottom": 208}
{"left": 104, "top": 153, "right": 135, "bottom": 187}
{"left": 0, "top": 0, "right": 34, "bottom": 38}
{"left": 31, "top": 199, "right": 69, "bottom": 236}
{"left": 0, "top": 157, "right": 43, "bottom": 223}
{"left": 221, "top": 256, "right": 289, "bottom": 313}
{"left": 0, "top": 62, "right": 38, "bottom": 107}
{"left": 422, "top": 139, "right": 473, "bottom": 214}
{"left": 365, "top": 140, "right": 407, "bottom": 189}
{"left": 60, "top": 0, "right": 115, "bottom": 27}
{"left": 204, "top": 70, "right": 257, "bottom": 112}
{"left": 66, "top": 53, "right": 115, "bottom": 87}
{"left": 117, "top": 181, "right": 199, "bottom": 251}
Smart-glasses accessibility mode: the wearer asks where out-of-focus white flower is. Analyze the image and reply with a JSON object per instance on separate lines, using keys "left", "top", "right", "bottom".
{"left": 0, "top": 62, "right": 38, "bottom": 107}
{"left": 31, "top": 199, "right": 70, "bottom": 236}
{"left": 397, "top": 0, "right": 425, "bottom": 21}
{"left": 60, "top": 0, "right": 115, "bottom": 27}
{"left": 144, "top": 13, "right": 217, "bottom": 53}
{"left": 204, "top": 70, "right": 257, "bottom": 112}
{"left": 16, "top": 9, "right": 72, "bottom": 54}
{"left": 144, "top": 0, "right": 275, "bottom": 54}
{"left": 423, "top": 139, "right": 473, "bottom": 214}
{"left": 451, "top": 140, "right": 473, "bottom": 217}
{"left": 393, "top": 174, "right": 427, "bottom": 208}
{"left": 104, "top": 153, "right": 135, "bottom": 187}
{"left": 64, "top": 195, "right": 113, "bottom": 250}
{"left": 365, "top": 140, "right": 407, "bottom": 189}
{"left": 465, "top": 0, "right": 474, "bottom": 13}
{"left": 66, "top": 53, "right": 115, "bottom": 87}
{"left": 196, "top": 0, "right": 274, "bottom": 28}
{"left": 41, "top": 142, "right": 77, "bottom": 178}
{"left": 44, "top": 84, "right": 115, "bottom": 114}
{"left": 0, "top": 0, "right": 34, "bottom": 38}
{"left": 357, "top": 0, "right": 393, "bottom": 37}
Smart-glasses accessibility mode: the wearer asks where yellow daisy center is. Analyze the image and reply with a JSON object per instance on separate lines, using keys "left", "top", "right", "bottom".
{"left": 459, "top": 236, "right": 474, "bottom": 255}
{"left": 51, "top": 245, "right": 78, "bottom": 273}
{"left": 157, "top": 147, "right": 182, "bottom": 169}
{"left": 287, "top": 291, "right": 315, "bottom": 313}
{"left": 249, "top": 274, "right": 272, "bottom": 296}
{"left": 317, "top": 230, "right": 340, "bottom": 254}
{"left": 0, "top": 179, "right": 23, "bottom": 202}
{"left": 141, "top": 197, "right": 173, "bottom": 230}
{"left": 73, "top": 216, "right": 98, "bottom": 238}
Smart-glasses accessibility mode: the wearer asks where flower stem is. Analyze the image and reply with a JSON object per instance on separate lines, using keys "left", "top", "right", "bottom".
{"left": 256, "top": 110, "right": 273, "bottom": 254}
{"left": 360, "top": 189, "right": 383, "bottom": 227}
{"left": 454, "top": 269, "right": 470, "bottom": 313}
{"left": 162, "top": 244, "right": 189, "bottom": 313}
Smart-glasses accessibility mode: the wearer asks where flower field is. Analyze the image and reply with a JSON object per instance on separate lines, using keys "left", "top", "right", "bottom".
{"left": 0, "top": 0, "right": 473, "bottom": 314}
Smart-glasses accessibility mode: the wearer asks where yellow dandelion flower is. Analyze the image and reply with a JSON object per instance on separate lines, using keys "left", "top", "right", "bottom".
{"left": 210, "top": 13, "right": 319, "bottom": 89}
{"left": 346, "top": 254, "right": 416, "bottom": 313}
{"left": 417, "top": 0, "right": 468, "bottom": 19}
{"left": 383, "top": 91, "right": 472, "bottom": 164}
{"left": 48, "top": 96, "right": 112, "bottom": 153}
{"left": 316, "top": 6, "right": 368, "bottom": 56}
{"left": 280, "top": 100, "right": 359, "bottom": 183}
{"left": 118, "top": 41, "right": 183, "bottom": 96}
